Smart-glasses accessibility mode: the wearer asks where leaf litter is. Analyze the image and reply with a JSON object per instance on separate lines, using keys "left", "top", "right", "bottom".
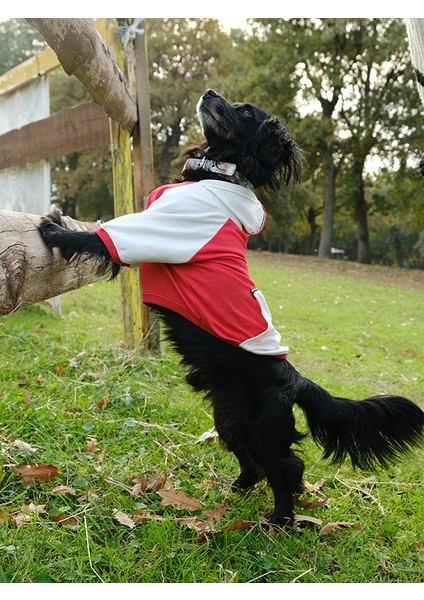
{"left": 5, "top": 451, "right": 358, "bottom": 540}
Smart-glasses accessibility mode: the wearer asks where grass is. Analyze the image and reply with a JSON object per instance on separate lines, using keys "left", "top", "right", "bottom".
{"left": 0, "top": 252, "right": 423, "bottom": 583}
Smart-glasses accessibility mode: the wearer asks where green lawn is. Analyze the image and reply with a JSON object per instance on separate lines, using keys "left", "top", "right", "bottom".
{"left": 0, "top": 252, "right": 423, "bottom": 583}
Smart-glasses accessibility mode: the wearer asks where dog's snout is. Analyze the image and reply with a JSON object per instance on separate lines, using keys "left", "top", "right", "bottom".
{"left": 203, "top": 89, "right": 220, "bottom": 99}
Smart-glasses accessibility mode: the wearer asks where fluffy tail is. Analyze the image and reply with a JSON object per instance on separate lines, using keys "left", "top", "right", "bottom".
{"left": 295, "top": 378, "right": 424, "bottom": 469}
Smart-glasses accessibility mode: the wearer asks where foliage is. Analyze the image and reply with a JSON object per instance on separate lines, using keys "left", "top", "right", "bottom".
{"left": 146, "top": 18, "right": 232, "bottom": 183}
{"left": 1, "top": 254, "right": 423, "bottom": 582}
{"left": 0, "top": 18, "right": 45, "bottom": 76}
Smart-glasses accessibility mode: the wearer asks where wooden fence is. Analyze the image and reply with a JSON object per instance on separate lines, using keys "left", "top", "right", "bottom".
{"left": 0, "top": 18, "right": 158, "bottom": 351}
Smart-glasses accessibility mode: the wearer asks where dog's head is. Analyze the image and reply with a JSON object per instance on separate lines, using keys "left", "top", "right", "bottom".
{"left": 195, "top": 89, "right": 302, "bottom": 191}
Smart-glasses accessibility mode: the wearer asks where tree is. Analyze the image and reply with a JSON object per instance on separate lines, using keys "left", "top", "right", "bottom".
{"left": 145, "top": 18, "right": 232, "bottom": 182}
{"left": 336, "top": 19, "right": 422, "bottom": 263}
{"left": 243, "top": 18, "right": 423, "bottom": 264}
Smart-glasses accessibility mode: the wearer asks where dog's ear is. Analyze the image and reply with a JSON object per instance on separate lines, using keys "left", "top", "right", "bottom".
{"left": 247, "top": 116, "right": 302, "bottom": 191}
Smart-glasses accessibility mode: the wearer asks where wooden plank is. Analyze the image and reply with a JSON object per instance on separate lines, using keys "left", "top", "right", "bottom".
{"left": 0, "top": 102, "right": 110, "bottom": 170}
{"left": 0, "top": 47, "right": 59, "bottom": 97}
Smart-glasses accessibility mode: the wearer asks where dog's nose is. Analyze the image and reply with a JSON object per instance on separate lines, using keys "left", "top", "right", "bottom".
{"left": 203, "top": 89, "right": 219, "bottom": 98}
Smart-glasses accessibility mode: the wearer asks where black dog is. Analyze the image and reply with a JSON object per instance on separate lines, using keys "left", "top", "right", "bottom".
{"left": 39, "top": 89, "right": 424, "bottom": 526}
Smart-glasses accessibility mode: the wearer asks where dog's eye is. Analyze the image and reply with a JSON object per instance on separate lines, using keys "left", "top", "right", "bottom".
{"left": 242, "top": 110, "right": 252, "bottom": 118}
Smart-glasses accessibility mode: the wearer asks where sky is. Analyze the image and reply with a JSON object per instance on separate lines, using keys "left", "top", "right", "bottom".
{"left": 1, "top": 1, "right": 422, "bottom": 20}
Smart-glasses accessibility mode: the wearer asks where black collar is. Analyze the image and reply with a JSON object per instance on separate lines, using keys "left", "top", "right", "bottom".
{"left": 182, "top": 158, "right": 254, "bottom": 189}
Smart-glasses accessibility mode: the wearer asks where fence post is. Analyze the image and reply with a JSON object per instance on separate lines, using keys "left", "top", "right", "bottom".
{"left": 126, "top": 19, "right": 161, "bottom": 353}
{"left": 106, "top": 19, "right": 143, "bottom": 349}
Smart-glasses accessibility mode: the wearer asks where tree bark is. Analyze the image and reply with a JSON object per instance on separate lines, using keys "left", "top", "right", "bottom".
{"left": 26, "top": 18, "right": 137, "bottom": 133}
{"left": 317, "top": 143, "right": 337, "bottom": 258}
{"left": 352, "top": 159, "right": 371, "bottom": 264}
{"left": 0, "top": 210, "right": 106, "bottom": 315}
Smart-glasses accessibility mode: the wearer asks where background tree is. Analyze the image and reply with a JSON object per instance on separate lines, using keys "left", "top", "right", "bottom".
{"left": 0, "top": 18, "right": 45, "bottom": 75}
{"left": 146, "top": 18, "right": 232, "bottom": 183}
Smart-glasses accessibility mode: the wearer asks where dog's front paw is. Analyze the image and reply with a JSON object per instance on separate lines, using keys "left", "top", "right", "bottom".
{"left": 38, "top": 210, "right": 68, "bottom": 248}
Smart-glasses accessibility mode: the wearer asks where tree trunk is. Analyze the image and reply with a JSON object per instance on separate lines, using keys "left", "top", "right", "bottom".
{"left": 26, "top": 18, "right": 137, "bottom": 133}
{"left": 0, "top": 210, "right": 106, "bottom": 316}
{"left": 317, "top": 143, "right": 337, "bottom": 258}
{"left": 352, "top": 160, "right": 371, "bottom": 264}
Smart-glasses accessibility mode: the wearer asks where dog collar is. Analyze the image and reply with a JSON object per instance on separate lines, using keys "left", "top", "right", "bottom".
{"left": 182, "top": 158, "right": 254, "bottom": 189}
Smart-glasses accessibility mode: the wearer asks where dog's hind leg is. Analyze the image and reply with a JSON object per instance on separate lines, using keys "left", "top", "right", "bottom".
{"left": 247, "top": 396, "right": 305, "bottom": 526}
{"left": 211, "top": 390, "right": 265, "bottom": 491}
{"left": 262, "top": 449, "right": 304, "bottom": 526}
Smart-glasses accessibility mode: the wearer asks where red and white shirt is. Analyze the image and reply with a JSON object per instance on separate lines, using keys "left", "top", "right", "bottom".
{"left": 96, "top": 180, "right": 288, "bottom": 358}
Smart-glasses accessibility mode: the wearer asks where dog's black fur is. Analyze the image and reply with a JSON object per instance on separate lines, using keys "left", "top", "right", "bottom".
{"left": 39, "top": 89, "right": 424, "bottom": 527}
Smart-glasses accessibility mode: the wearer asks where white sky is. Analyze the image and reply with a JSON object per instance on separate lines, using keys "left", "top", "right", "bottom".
{"left": 0, "top": 2, "right": 422, "bottom": 19}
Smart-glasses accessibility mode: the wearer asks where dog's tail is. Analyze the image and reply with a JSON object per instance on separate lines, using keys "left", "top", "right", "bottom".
{"left": 294, "top": 376, "right": 424, "bottom": 469}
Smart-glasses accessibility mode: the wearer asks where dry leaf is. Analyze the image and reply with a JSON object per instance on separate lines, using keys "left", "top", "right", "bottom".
{"left": 113, "top": 509, "right": 136, "bottom": 529}
{"left": 96, "top": 389, "right": 109, "bottom": 411}
{"left": 302, "top": 478, "right": 326, "bottom": 493}
{"left": 49, "top": 513, "right": 78, "bottom": 526}
{"left": 294, "top": 514, "right": 323, "bottom": 527}
{"left": 203, "top": 503, "right": 228, "bottom": 522}
{"left": 85, "top": 437, "right": 99, "bottom": 454}
{"left": 12, "top": 440, "right": 38, "bottom": 455}
{"left": 197, "top": 428, "right": 219, "bottom": 443}
{"left": 52, "top": 485, "right": 77, "bottom": 496}
{"left": 130, "top": 476, "right": 148, "bottom": 496}
{"left": 133, "top": 509, "right": 165, "bottom": 524}
{"left": 158, "top": 485, "right": 202, "bottom": 511}
{"left": 224, "top": 517, "right": 257, "bottom": 531}
{"left": 145, "top": 472, "right": 168, "bottom": 492}
{"left": 11, "top": 463, "right": 58, "bottom": 486}
{"left": 175, "top": 516, "right": 213, "bottom": 532}
{"left": 21, "top": 503, "right": 48, "bottom": 516}
{"left": 11, "top": 513, "right": 31, "bottom": 528}
{"left": 320, "top": 521, "right": 359, "bottom": 535}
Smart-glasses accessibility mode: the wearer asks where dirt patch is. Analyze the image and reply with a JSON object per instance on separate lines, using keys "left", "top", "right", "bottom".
{"left": 248, "top": 251, "right": 424, "bottom": 289}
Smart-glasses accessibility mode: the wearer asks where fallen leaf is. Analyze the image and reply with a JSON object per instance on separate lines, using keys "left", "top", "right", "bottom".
{"left": 85, "top": 437, "right": 99, "bottom": 454}
{"left": 224, "top": 517, "right": 257, "bottom": 531}
{"left": 319, "top": 521, "right": 359, "bottom": 535}
{"left": 197, "top": 428, "right": 219, "bottom": 443}
{"left": 133, "top": 508, "right": 165, "bottom": 524}
{"left": 96, "top": 389, "right": 109, "bottom": 411}
{"left": 302, "top": 478, "right": 326, "bottom": 493}
{"left": 113, "top": 509, "right": 136, "bottom": 529}
{"left": 11, "top": 463, "right": 58, "bottom": 487}
{"left": 294, "top": 514, "right": 323, "bottom": 528}
{"left": 11, "top": 513, "right": 31, "bottom": 528}
{"left": 55, "top": 364, "right": 65, "bottom": 376}
{"left": 12, "top": 440, "right": 38, "bottom": 455}
{"left": 158, "top": 485, "right": 202, "bottom": 511}
{"left": 49, "top": 513, "right": 78, "bottom": 526}
{"left": 175, "top": 516, "right": 213, "bottom": 532}
{"left": 203, "top": 503, "right": 228, "bottom": 522}
{"left": 130, "top": 475, "right": 148, "bottom": 496}
{"left": 21, "top": 503, "right": 48, "bottom": 516}
{"left": 145, "top": 472, "right": 168, "bottom": 492}
{"left": 52, "top": 485, "right": 77, "bottom": 496}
